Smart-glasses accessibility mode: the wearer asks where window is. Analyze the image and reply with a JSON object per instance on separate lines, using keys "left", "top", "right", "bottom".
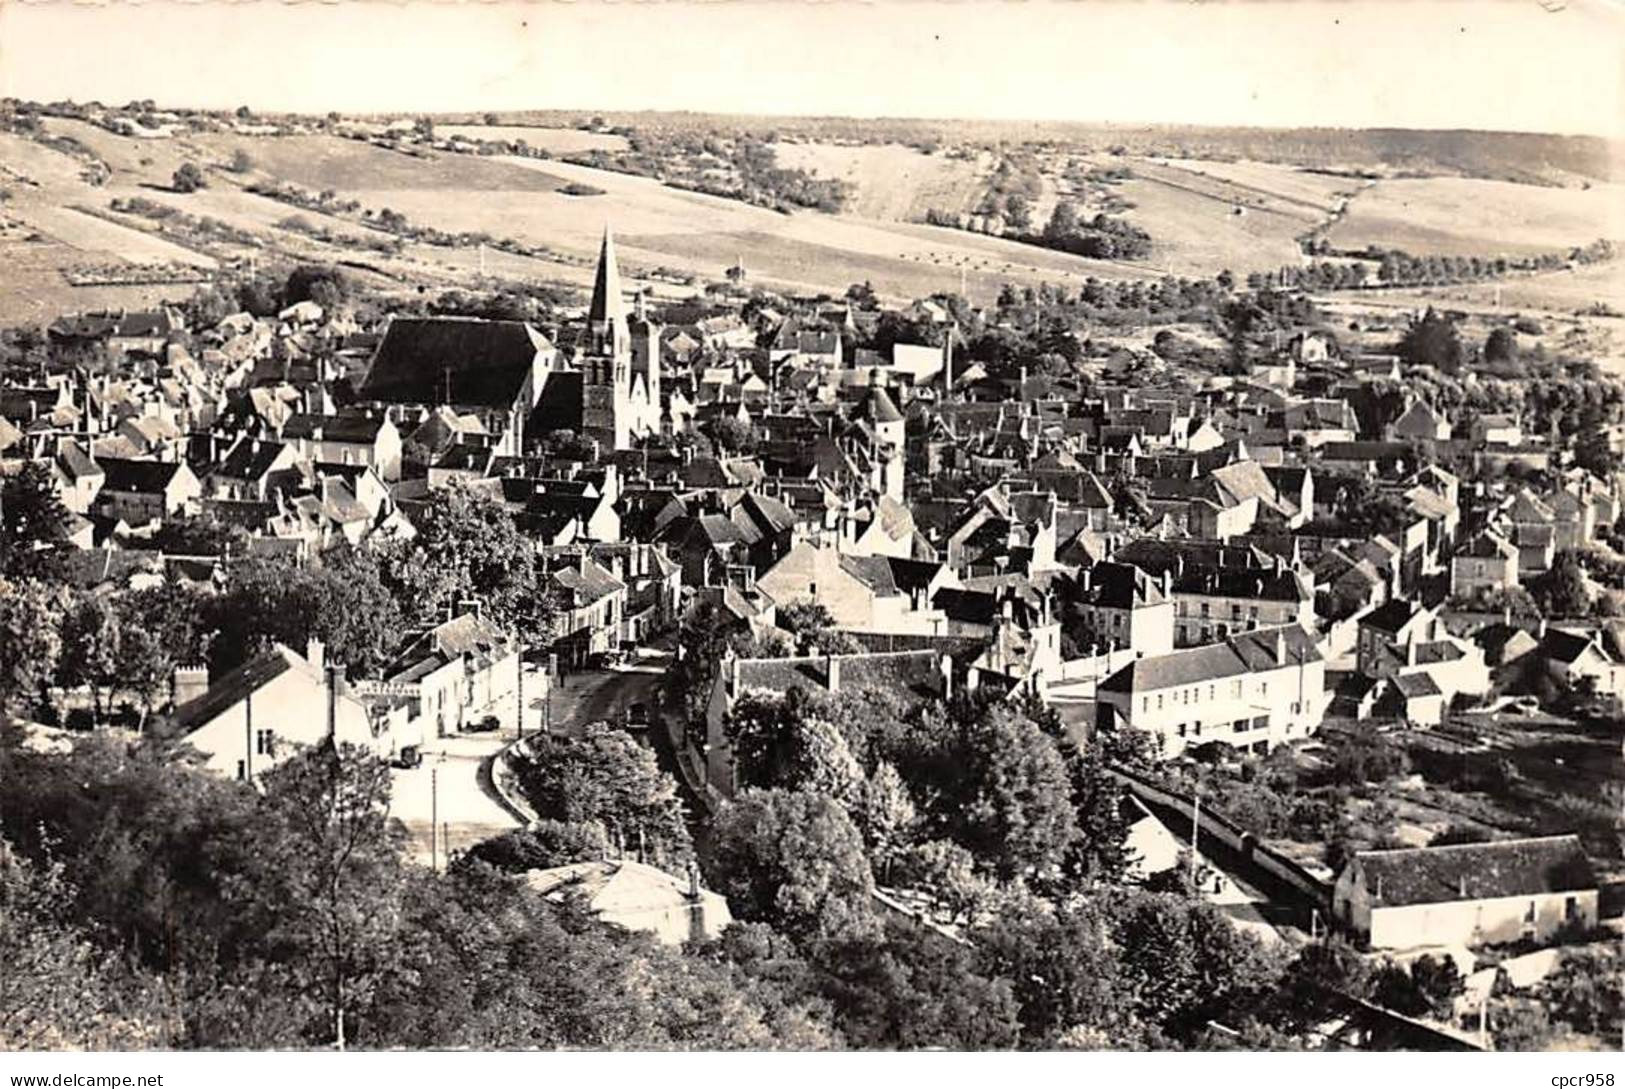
{"left": 1200, "top": 602, "right": 1211, "bottom": 618}
{"left": 236, "top": 760, "right": 246, "bottom": 781}
{"left": 1157, "top": 694, "right": 1164, "bottom": 710}
{"left": 1524, "top": 901, "right": 1537, "bottom": 924}
{"left": 256, "top": 729, "right": 274, "bottom": 756}
{"left": 1142, "top": 697, "right": 1150, "bottom": 713}
{"left": 1231, "top": 680, "right": 1243, "bottom": 699}
{"left": 1209, "top": 685, "right": 1216, "bottom": 701}
{"left": 1230, "top": 603, "right": 1242, "bottom": 619}
{"left": 1251, "top": 715, "right": 1269, "bottom": 730}
{"left": 1565, "top": 896, "right": 1580, "bottom": 922}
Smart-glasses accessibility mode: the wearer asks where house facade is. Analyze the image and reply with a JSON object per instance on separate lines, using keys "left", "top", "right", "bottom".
{"left": 1095, "top": 623, "right": 1327, "bottom": 758}
{"left": 1332, "top": 836, "right": 1598, "bottom": 950}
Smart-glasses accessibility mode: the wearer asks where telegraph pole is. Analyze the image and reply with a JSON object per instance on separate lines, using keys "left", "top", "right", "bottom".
{"left": 514, "top": 626, "right": 524, "bottom": 740}
{"left": 430, "top": 765, "right": 439, "bottom": 874}
{"left": 1189, "top": 786, "right": 1202, "bottom": 888}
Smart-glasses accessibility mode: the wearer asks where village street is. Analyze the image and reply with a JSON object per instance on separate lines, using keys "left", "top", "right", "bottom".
{"left": 390, "top": 655, "right": 672, "bottom": 867}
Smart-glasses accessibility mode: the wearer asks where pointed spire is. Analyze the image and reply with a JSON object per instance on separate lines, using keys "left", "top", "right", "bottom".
{"left": 588, "top": 225, "right": 627, "bottom": 328}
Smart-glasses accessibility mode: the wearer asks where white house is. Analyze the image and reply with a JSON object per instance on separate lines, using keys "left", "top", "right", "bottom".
{"left": 1332, "top": 835, "right": 1598, "bottom": 951}
{"left": 1095, "top": 623, "right": 1327, "bottom": 758}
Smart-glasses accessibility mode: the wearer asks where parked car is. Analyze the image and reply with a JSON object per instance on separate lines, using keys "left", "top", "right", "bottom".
{"left": 393, "top": 745, "right": 423, "bottom": 769}
{"left": 467, "top": 714, "right": 501, "bottom": 733}
{"left": 626, "top": 701, "right": 650, "bottom": 728}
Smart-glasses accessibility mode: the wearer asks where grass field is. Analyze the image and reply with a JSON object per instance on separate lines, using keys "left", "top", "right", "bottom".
{"left": 1326, "top": 176, "right": 1625, "bottom": 258}
{"left": 771, "top": 142, "right": 990, "bottom": 222}
{"left": 1160, "top": 158, "right": 1358, "bottom": 213}
{"left": 436, "top": 125, "right": 628, "bottom": 154}
{"left": 5, "top": 119, "right": 1622, "bottom": 324}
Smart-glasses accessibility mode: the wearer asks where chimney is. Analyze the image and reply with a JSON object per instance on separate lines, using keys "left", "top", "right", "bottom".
{"left": 306, "top": 638, "right": 325, "bottom": 672}
{"left": 826, "top": 653, "right": 841, "bottom": 693}
{"left": 1161, "top": 569, "right": 1172, "bottom": 598}
{"left": 172, "top": 664, "right": 209, "bottom": 708}
{"left": 686, "top": 860, "right": 700, "bottom": 900}
{"left": 326, "top": 663, "right": 346, "bottom": 742}
{"left": 1080, "top": 565, "right": 1092, "bottom": 593}
{"left": 939, "top": 653, "right": 954, "bottom": 698}
{"left": 1274, "top": 629, "right": 1287, "bottom": 666}
{"left": 727, "top": 655, "right": 742, "bottom": 698}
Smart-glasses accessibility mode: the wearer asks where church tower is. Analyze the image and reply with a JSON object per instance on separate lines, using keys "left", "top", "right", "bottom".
{"left": 580, "top": 226, "right": 633, "bottom": 450}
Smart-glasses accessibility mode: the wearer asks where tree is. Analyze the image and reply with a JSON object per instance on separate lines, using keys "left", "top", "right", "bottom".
{"left": 1107, "top": 889, "right": 1283, "bottom": 1043}
{"left": 0, "top": 461, "right": 71, "bottom": 577}
{"left": 1483, "top": 326, "right": 1518, "bottom": 366}
{"left": 115, "top": 624, "right": 172, "bottom": 729}
{"left": 1059, "top": 737, "right": 1134, "bottom": 885}
{"left": 1043, "top": 200, "right": 1081, "bottom": 243}
{"left": 1488, "top": 998, "right": 1553, "bottom": 1051}
{"left": 708, "top": 788, "right": 877, "bottom": 944}
{"left": 852, "top": 762, "right": 918, "bottom": 879}
{"left": 250, "top": 743, "right": 409, "bottom": 1049}
{"left": 944, "top": 703, "right": 1078, "bottom": 882}
{"left": 708, "top": 415, "right": 756, "bottom": 456}
{"left": 57, "top": 593, "right": 121, "bottom": 724}
{"left": 228, "top": 148, "right": 254, "bottom": 174}
{"left": 970, "top": 897, "right": 1140, "bottom": 1046}
{"left": 459, "top": 821, "right": 611, "bottom": 874}
{"left": 509, "top": 724, "right": 692, "bottom": 866}
{"left": 0, "top": 844, "right": 164, "bottom": 1048}
{"left": 283, "top": 264, "right": 348, "bottom": 310}
{"left": 1398, "top": 309, "right": 1465, "bottom": 372}
{"left": 1528, "top": 550, "right": 1592, "bottom": 618}
{"left": 725, "top": 688, "right": 864, "bottom": 806}
{"left": 1539, "top": 947, "right": 1623, "bottom": 1035}
{"left": 374, "top": 484, "right": 545, "bottom": 634}
{"left": 0, "top": 578, "right": 65, "bottom": 715}
{"left": 172, "top": 162, "right": 206, "bottom": 193}
{"left": 844, "top": 281, "right": 878, "bottom": 309}
{"left": 813, "top": 918, "right": 1021, "bottom": 1048}
{"left": 890, "top": 838, "right": 992, "bottom": 923}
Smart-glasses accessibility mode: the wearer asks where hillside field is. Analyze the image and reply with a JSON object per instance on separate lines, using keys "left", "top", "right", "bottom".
{"left": 771, "top": 142, "right": 991, "bottom": 222}
{"left": 3, "top": 117, "right": 1622, "bottom": 325}
{"left": 1324, "top": 176, "right": 1625, "bottom": 258}
{"left": 435, "top": 125, "right": 628, "bottom": 154}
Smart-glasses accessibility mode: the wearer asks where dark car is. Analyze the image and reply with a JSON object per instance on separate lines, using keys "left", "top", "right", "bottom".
{"left": 467, "top": 714, "right": 501, "bottom": 734}
{"left": 394, "top": 745, "right": 423, "bottom": 769}
{"left": 626, "top": 701, "right": 650, "bottom": 728}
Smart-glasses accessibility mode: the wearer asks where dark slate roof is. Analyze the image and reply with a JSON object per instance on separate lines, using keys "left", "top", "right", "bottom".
{"left": 283, "top": 413, "right": 389, "bottom": 444}
{"left": 97, "top": 456, "right": 185, "bottom": 494}
{"left": 214, "top": 437, "right": 289, "bottom": 481}
{"left": 1080, "top": 561, "right": 1166, "bottom": 609}
{"left": 528, "top": 369, "right": 584, "bottom": 434}
{"left": 361, "top": 317, "right": 548, "bottom": 409}
{"left": 1541, "top": 628, "right": 1600, "bottom": 665}
{"left": 1354, "top": 835, "right": 1595, "bottom": 908}
{"left": 1099, "top": 623, "right": 1320, "bottom": 694}
{"left": 1392, "top": 672, "right": 1443, "bottom": 699}
{"left": 1362, "top": 598, "right": 1424, "bottom": 635}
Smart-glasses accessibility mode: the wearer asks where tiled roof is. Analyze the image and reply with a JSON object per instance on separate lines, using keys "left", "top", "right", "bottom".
{"left": 362, "top": 316, "right": 549, "bottom": 409}
{"left": 1354, "top": 835, "right": 1594, "bottom": 907}
{"left": 1098, "top": 623, "right": 1320, "bottom": 694}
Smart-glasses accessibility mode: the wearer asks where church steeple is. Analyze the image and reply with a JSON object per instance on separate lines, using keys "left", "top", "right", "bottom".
{"left": 587, "top": 225, "right": 629, "bottom": 357}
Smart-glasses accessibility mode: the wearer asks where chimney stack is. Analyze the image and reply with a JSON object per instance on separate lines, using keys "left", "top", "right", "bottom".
{"left": 1161, "top": 568, "right": 1172, "bottom": 598}
{"left": 1274, "top": 629, "right": 1287, "bottom": 666}
{"left": 826, "top": 653, "right": 841, "bottom": 692}
{"left": 172, "top": 664, "right": 209, "bottom": 708}
{"left": 306, "top": 638, "right": 325, "bottom": 672}
{"left": 939, "top": 653, "right": 953, "bottom": 699}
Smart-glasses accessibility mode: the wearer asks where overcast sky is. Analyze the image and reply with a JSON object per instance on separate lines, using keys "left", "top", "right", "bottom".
{"left": 1, "top": 1, "right": 1620, "bottom": 137}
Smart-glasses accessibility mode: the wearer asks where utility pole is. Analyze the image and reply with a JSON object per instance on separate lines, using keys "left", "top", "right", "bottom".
{"left": 1189, "top": 786, "right": 1201, "bottom": 888}
{"left": 514, "top": 626, "right": 524, "bottom": 740}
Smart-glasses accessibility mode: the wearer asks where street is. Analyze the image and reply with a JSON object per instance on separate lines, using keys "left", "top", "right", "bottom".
{"left": 390, "top": 654, "right": 675, "bottom": 867}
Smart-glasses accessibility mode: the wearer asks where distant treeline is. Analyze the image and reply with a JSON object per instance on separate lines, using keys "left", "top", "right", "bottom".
{"left": 1255, "top": 238, "right": 1617, "bottom": 292}
{"left": 435, "top": 110, "right": 1618, "bottom": 185}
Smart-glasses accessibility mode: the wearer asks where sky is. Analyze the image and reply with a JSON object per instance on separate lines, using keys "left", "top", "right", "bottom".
{"left": 1, "top": 0, "right": 1621, "bottom": 137}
